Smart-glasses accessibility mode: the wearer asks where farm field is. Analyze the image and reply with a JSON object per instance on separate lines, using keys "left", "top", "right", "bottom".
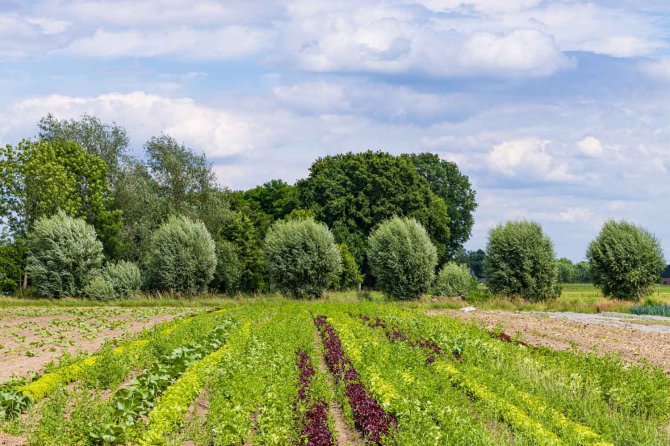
{"left": 1, "top": 301, "right": 669, "bottom": 446}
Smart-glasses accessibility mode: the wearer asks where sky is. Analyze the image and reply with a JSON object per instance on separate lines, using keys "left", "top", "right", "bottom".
{"left": 2, "top": 0, "right": 670, "bottom": 261}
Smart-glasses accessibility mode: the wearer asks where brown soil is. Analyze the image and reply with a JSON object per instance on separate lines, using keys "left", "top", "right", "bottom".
{"left": 313, "top": 331, "right": 363, "bottom": 446}
{"left": 428, "top": 309, "right": 670, "bottom": 372}
{"left": 0, "top": 308, "right": 185, "bottom": 382}
{"left": 0, "top": 433, "right": 25, "bottom": 446}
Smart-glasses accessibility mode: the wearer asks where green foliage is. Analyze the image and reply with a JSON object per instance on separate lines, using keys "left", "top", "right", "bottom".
{"left": 0, "top": 138, "right": 122, "bottom": 260}
{"left": 216, "top": 211, "right": 265, "bottom": 292}
{"left": 145, "top": 216, "right": 217, "bottom": 293}
{"left": 367, "top": 217, "right": 437, "bottom": 300}
{"left": 27, "top": 212, "right": 104, "bottom": 297}
{"left": 460, "top": 249, "right": 487, "bottom": 280}
{"left": 212, "top": 240, "right": 243, "bottom": 294}
{"left": 587, "top": 220, "right": 665, "bottom": 301}
{"left": 297, "top": 151, "right": 451, "bottom": 275}
{"left": 83, "top": 275, "right": 116, "bottom": 301}
{"left": 433, "top": 262, "right": 477, "bottom": 297}
{"left": 243, "top": 179, "right": 299, "bottom": 221}
{"left": 402, "top": 153, "right": 477, "bottom": 259}
{"left": 0, "top": 236, "right": 21, "bottom": 293}
{"left": 104, "top": 261, "right": 142, "bottom": 298}
{"left": 485, "top": 220, "right": 560, "bottom": 301}
{"left": 38, "top": 113, "right": 129, "bottom": 188}
{"left": 335, "top": 243, "right": 363, "bottom": 290}
{"left": 630, "top": 304, "right": 670, "bottom": 316}
{"left": 263, "top": 218, "right": 342, "bottom": 298}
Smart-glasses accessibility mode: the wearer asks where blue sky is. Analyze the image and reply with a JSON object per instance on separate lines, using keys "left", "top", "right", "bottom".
{"left": 2, "top": 0, "right": 670, "bottom": 261}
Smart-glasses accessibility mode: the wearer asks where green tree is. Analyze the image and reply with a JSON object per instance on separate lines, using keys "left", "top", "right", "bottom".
{"left": 263, "top": 218, "right": 341, "bottom": 298}
{"left": 461, "top": 249, "right": 487, "bottom": 280}
{"left": 38, "top": 114, "right": 129, "bottom": 188}
{"left": 0, "top": 139, "right": 122, "bottom": 284}
{"left": 243, "top": 179, "right": 299, "bottom": 221}
{"left": 403, "top": 153, "right": 477, "bottom": 259}
{"left": 144, "top": 216, "right": 217, "bottom": 293}
{"left": 215, "top": 211, "right": 265, "bottom": 292}
{"left": 587, "top": 220, "right": 665, "bottom": 301}
{"left": 574, "top": 261, "right": 591, "bottom": 283}
{"left": 557, "top": 258, "right": 578, "bottom": 283}
{"left": 335, "top": 243, "right": 363, "bottom": 290}
{"left": 298, "top": 151, "right": 451, "bottom": 275}
{"left": 367, "top": 217, "right": 437, "bottom": 300}
{"left": 212, "top": 240, "right": 243, "bottom": 295}
{"left": 27, "top": 212, "right": 104, "bottom": 298}
{"left": 485, "top": 221, "right": 560, "bottom": 301}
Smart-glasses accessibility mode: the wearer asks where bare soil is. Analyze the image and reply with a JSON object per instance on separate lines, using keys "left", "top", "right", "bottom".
{"left": 0, "top": 433, "right": 24, "bottom": 446}
{"left": 428, "top": 309, "right": 670, "bottom": 373}
{"left": 0, "top": 307, "right": 187, "bottom": 382}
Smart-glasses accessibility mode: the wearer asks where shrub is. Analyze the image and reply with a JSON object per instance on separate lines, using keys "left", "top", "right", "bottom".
{"left": 83, "top": 275, "right": 116, "bottom": 301}
{"left": 587, "top": 220, "right": 665, "bottom": 301}
{"left": 485, "top": 220, "right": 560, "bottom": 301}
{"left": 105, "top": 261, "right": 141, "bottom": 298}
{"left": 212, "top": 240, "right": 242, "bottom": 295}
{"left": 367, "top": 217, "right": 437, "bottom": 300}
{"left": 144, "top": 216, "right": 217, "bottom": 293}
{"left": 335, "top": 243, "right": 363, "bottom": 290}
{"left": 433, "top": 262, "right": 477, "bottom": 297}
{"left": 27, "top": 211, "right": 104, "bottom": 297}
{"left": 263, "top": 218, "right": 341, "bottom": 298}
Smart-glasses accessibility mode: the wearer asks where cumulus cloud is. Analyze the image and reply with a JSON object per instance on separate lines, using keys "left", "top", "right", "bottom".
{"left": 487, "top": 138, "right": 577, "bottom": 182}
{"left": 1, "top": 92, "right": 260, "bottom": 157}
{"left": 577, "top": 136, "right": 605, "bottom": 158}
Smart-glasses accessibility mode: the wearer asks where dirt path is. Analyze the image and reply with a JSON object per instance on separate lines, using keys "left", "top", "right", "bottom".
{"left": 428, "top": 309, "right": 670, "bottom": 373}
{"left": 313, "top": 330, "right": 363, "bottom": 446}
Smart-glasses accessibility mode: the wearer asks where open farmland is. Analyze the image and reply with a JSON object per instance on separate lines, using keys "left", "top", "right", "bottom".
{"left": 1, "top": 301, "right": 669, "bottom": 446}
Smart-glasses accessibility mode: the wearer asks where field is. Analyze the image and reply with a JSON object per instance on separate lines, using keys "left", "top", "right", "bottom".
{"left": 1, "top": 299, "right": 669, "bottom": 446}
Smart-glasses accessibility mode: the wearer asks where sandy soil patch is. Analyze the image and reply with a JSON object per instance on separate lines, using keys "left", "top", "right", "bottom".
{"left": 428, "top": 309, "right": 670, "bottom": 372}
{"left": 0, "top": 307, "right": 188, "bottom": 382}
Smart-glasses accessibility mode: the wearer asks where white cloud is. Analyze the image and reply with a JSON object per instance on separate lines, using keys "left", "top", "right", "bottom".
{"left": 1, "top": 92, "right": 261, "bottom": 157}
{"left": 577, "top": 136, "right": 605, "bottom": 158}
{"left": 63, "top": 26, "right": 271, "bottom": 59}
{"left": 487, "top": 138, "right": 577, "bottom": 182}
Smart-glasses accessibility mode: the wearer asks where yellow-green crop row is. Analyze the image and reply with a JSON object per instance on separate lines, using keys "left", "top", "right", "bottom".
{"left": 20, "top": 309, "right": 226, "bottom": 401}
{"left": 137, "top": 320, "right": 253, "bottom": 445}
{"left": 323, "top": 309, "right": 497, "bottom": 445}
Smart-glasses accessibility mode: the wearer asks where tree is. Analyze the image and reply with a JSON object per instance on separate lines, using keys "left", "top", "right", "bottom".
{"left": 144, "top": 216, "right": 217, "bottom": 293}
{"left": 557, "top": 258, "right": 577, "bottom": 283}
{"left": 298, "top": 151, "right": 451, "bottom": 275}
{"left": 38, "top": 114, "right": 129, "bottom": 188}
{"left": 433, "top": 262, "right": 477, "bottom": 297}
{"left": 461, "top": 249, "right": 487, "bottom": 280}
{"left": 485, "top": 221, "right": 560, "bottom": 301}
{"left": 574, "top": 261, "right": 591, "bottom": 283}
{"left": 335, "top": 243, "right": 363, "bottom": 290}
{"left": 587, "top": 220, "right": 665, "bottom": 301}
{"left": 243, "top": 179, "right": 299, "bottom": 221}
{"left": 367, "top": 217, "right": 437, "bottom": 300}
{"left": 215, "top": 211, "right": 265, "bottom": 292}
{"left": 212, "top": 240, "right": 243, "bottom": 295}
{"left": 0, "top": 139, "right": 122, "bottom": 284}
{"left": 402, "top": 153, "right": 477, "bottom": 259}
{"left": 27, "top": 212, "right": 104, "bottom": 297}
{"left": 263, "top": 219, "right": 341, "bottom": 298}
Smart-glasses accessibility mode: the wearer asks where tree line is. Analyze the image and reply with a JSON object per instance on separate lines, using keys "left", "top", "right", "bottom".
{"left": 0, "top": 114, "right": 477, "bottom": 296}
